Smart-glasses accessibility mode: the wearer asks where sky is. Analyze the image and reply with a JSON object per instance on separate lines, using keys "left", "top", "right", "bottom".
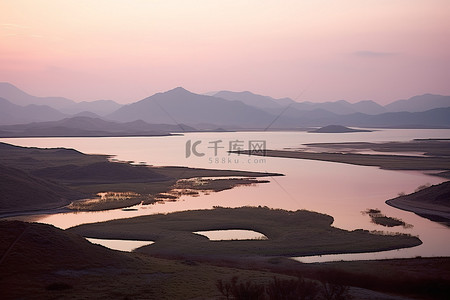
{"left": 0, "top": 0, "right": 449, "bottom": 104}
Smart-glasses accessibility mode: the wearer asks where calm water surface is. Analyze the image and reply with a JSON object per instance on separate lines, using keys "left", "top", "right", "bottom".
{"left": 85, "top": 238, "right": 154, "bottom": 252}
{"left": 2, "top": 129, "right": 450, "bottom": 261}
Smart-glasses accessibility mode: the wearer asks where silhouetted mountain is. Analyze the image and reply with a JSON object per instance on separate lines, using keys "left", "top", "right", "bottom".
{"left": 385, "top": 94, "right": 450, "bottom": 112}
{"left": 2, "top": 83, "right": 449, "bottom": 129}
{"left": 58, "top": 99, "right": 122, "bottom": 116}
{"left": 0, "top": 97, "right": 68, "bottom": 125}
{"left": 213, "top": 90, "right": 295, "bottom": 109}
{"left": 0, "top": 82, "right": 75, "bottom": 109}
{"left": 73, "top": 111, "right": 102, "bottom": 118}
{"left": 290, "top": 100, "right": 386, "bottom": 115}
{"left": 291, "top": 100, "right": 356, "bottom": 115}
{"left": 108, "top": 87, "right": 278, "bottom": 128}
{"left": 213, "top": 90, "right": 387, "bottom": 115}
{"left": 0, "top": 220, "right": 137, "bottom": 281}
{"left": 0, "top": 116, "right": 195, "bottom": 137}
{"left": 0, "top": 82, "right": 122, "bottom": 117}
{"left": 333, "top": 107, "right": 450, "bottom": 128}
{"left": 351, "top": 100, "right": 387, "bottom": 115}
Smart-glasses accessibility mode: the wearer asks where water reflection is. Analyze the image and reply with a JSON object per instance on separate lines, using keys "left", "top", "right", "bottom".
{"left": 85, "top": 237, "right": 154, "bottom": 252}
{"left": 193, "top": 229, "right": 268, "bottom": 241}
{"left": 1, "top": 129, "right": 450, "bottom": 261}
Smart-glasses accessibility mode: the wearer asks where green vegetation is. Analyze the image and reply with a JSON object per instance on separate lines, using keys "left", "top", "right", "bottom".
{"left": 362, "top": 209, "right": 412, "bottom": 228}
{"left": 68, "top": 207, "right": 421, "bottom": 257}
{"left": 386, "top": 181, "right": 450, "bottom": 226}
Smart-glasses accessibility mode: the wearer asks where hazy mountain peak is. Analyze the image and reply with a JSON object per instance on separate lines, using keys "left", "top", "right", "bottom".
{"left": 165, "top": 86, "right": 191, "bottom": 94}
{"left": 336, "top": 100, "right": 351, "bottom": 104}
{"left": 357, "top": 100, "right": 377, "bottom": 104}
{"left": 0, "top": 82, "right": 35, "bottom": 102}
{"left": 0, "top": 82, "right": 18, "bottom": 89}
{"left": 386, "top": 94, "right": 450, "bottom": 112}
{"left": 0, "top": 82, "right": 122, "bottom": 116}
{"left": 213, "top": 90, "right": 293, "bottom": 109}
{"left": 0, "top": 82, "right": 74, "bottom": 109}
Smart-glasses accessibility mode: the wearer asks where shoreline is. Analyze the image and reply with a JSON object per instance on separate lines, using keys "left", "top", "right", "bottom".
{"left": 385, "top": 181, "right": 450, "bottom": 226}
{"left": 386, "top": 198, "right": 450, "bottom": 226}
{"left": 68, "top": 206, "right": 422, "bottom": 258}
{"left": 0, "top": 206, "right": 73, "bottom": 219}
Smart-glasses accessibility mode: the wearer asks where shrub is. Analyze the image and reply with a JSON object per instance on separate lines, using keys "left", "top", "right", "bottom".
{"left": 415, "top": 183, "right": 431, "bottom": 192}
{"left": 217, "top": 276, "right": 319, "bottom": 300}
{"left": 319, "top": 270, "right": 351, "bottom": 300}
{"left": 45, "top": 282, "right": 73, "bottom": 291}
{"left": 266, "top": 276, "right": 318, "bottom": 300}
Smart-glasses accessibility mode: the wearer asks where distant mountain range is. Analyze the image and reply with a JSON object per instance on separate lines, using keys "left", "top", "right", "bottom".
{"left": 107, "top": 87, "right": 278, "bottom": 128}
{"left": 0, "top": 97, "right": 67, "bottom": 125}
{"left": 213, "top": 90, "right": 450, "bottom": 115}
{"left": 107, "top": 87, "right": 450, "bottom": 129}
{"left": 384, "top": 94, "right": 450, "bottom": 112}
{"left": 0, "top": 82, "right": 449, "bottom": 130}
{"left": 0, "top": 116, "right": 195, "bottom": 137}
{"left": 0, "top": 82, "right": 122, "bottom": 116}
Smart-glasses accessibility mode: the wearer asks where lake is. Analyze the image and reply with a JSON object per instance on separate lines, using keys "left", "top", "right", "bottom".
{"left": 2, "top": 129, "right": 450, "bottom": 261}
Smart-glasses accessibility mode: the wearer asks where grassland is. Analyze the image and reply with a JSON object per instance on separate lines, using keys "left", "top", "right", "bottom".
{"left": 0, "top": 142, "right": 280, "bottom": 214}
{"left": 386, "top": 181, "right": 450, "bottom": 226}
{"left": 68, "top": 206, "right": 421, "bottom": 258}
{"left": 0, "top": 220, "right": 292, "bottom": 299}
{"left": 3, "top": 219, "right": 448, "bottom": 299}
{"left": 362, "top": 209, "right": 412, "bottom": 228}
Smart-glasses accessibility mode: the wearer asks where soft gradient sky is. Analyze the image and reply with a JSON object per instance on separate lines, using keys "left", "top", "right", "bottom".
{"left": 1, "top": 0, "right": 449, "bottom": 104}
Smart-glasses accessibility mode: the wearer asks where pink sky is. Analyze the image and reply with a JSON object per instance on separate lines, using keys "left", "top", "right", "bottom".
{"left": 1, "top": 0, "right": 449, "bottom": 104}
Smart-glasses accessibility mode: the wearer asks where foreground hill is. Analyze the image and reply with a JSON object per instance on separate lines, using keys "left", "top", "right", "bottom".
{"left": 0, "top": 142, "right": 280, "bottom": 214}
{"left": 4, "top": 220, "right": 444, "bottom": 299}
{"left": 0, "top": 164, "right": 84, "bottom": 214}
